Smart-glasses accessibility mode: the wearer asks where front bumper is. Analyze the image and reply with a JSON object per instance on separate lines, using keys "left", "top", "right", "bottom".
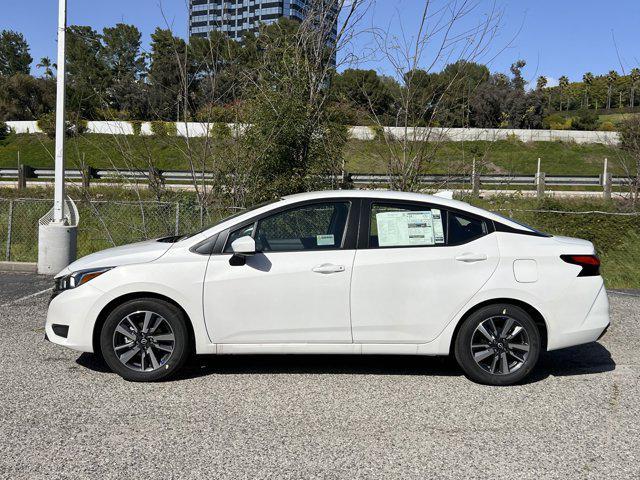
{"left": 44, "top": 283, "right": 104, "bottom": 353}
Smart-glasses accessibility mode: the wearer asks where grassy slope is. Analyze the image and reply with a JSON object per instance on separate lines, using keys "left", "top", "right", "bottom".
{"left": 0, "top": 133, "right": 628, "bottom": 176}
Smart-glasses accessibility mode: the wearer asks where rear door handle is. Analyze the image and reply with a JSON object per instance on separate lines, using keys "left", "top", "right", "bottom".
{"left": 455, "top": 253, "right": 488, "bottom": 263}
{"left": 312, "top": 264, "right": 346, "bottom": 274}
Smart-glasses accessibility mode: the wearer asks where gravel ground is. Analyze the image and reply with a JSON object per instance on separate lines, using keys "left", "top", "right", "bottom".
{"left": 0, "top": 273, "right": 638, "bottom": 479}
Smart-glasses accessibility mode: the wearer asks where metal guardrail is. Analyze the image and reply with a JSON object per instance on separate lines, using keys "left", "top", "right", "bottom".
{"left": 0, "top": 167, "right": 633, "bottom": 187}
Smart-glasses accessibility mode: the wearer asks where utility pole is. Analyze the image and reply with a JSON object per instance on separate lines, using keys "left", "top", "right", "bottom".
{"left": 53, "top": 0, "right": 67, "bottom": 222}
{"left": 37, "top": 0, "right": 78, "bottom": 275}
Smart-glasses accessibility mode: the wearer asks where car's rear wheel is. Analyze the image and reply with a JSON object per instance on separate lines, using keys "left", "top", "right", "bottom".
{"left": 100, "top": 298, "right": 190, "bottom": 382}
{"left": 454, "top": 304, "right": 541, "bottom": 386}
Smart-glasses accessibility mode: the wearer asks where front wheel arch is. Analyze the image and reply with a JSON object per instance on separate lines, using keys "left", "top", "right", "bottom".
{"left": 449, "top": 298, "right": 548, "bottom": 356}
{"left": 93, "top": 292, "right": 195, "bottom": 358}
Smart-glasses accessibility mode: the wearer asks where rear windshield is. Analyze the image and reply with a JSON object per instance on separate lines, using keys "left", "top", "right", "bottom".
{"left": 492, "top": 212, "right": 552, "bottom": 237}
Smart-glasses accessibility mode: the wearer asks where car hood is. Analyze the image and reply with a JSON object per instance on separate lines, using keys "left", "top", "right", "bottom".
{"left": 56, "top": 239, "right": 173, "bottom": 278}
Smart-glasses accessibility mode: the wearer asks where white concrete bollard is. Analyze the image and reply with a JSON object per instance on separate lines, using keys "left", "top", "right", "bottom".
{"left": 38, "top": 223, "right": 78, "bottom": 275}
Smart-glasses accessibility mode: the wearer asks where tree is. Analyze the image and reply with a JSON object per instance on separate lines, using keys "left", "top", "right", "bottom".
{"left": 332, "top": 69, "right": 395, "bottom": 119}
{"left": 0, "top": 74, "right": 55, "bottom": 120}
{"left": 66, "top": 26, "right": 110, "bottom": 117}
{"left": 618, "top": 116, "right": 640, "bottom": 203}
{"left": 0, "top": 30, "right": 32, "bottom": 76}
{"left": 102, "top": 24, "right": 147, "bottom": 117}
{"left": 37, "top": 57, "right": 55, "bottom": 78}
{"left": 366, "top": 0, "right": 503, "bottom": 190}
{"left": 241, "top": 15, "right": 351, "bottom": 201}
{"left": 558, "top": 76, "right": 569, "bottom": 111}
{"left": 606, "top": 70, "right": 619, "bottom": 110}
{"left": 536, "top": 76, "right": 547, "bottom": 91}
{"left": 630, "top": 68, "right": 640, "bottom": 108}
{"left": 510, "top": 60, "right": 527, "bottom": 92}
{"left": 437, "top": 61, "right": 491, "bottom": 127}
{"left": 148, "top": 28, "right": 188, "bottom": 120}
{"left": 582, "top": 72, "right": 594, "bottom": 109}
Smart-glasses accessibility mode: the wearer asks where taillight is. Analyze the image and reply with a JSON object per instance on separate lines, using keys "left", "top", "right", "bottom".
{"left": 560, "top": 254, "right": 601, "bottom": 277}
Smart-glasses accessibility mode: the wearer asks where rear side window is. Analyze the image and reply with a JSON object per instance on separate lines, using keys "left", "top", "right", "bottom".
{"left": 369, "top": 203, "right": 446, "bottom": 248}
{"left": 448, "top": 211, "right": 488, "bottom": 245}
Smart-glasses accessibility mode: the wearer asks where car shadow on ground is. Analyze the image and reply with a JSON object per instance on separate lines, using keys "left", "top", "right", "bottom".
{"left": 76, "top": 342, "right": 615, "bottom": 384}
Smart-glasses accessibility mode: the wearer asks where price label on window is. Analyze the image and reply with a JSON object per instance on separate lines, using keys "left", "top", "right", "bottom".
{"left": 376, "top": 211, "right": 436, "bottom": 247}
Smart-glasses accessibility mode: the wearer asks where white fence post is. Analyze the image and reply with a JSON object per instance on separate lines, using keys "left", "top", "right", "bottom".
{"left": 603, "top": 158, "right": 612, "bottom": 201}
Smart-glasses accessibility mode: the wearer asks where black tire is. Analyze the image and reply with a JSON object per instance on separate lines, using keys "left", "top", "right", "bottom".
{"left": 100, "top": 298, "right": 190, "bottom": 382}
{"left": 454, "top": 304, "right": 541, "bottom": 386}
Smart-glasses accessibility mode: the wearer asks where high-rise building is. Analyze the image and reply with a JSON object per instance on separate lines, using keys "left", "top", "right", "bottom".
{"left": 189, "top": 1, "right": 338, "bottom": 41}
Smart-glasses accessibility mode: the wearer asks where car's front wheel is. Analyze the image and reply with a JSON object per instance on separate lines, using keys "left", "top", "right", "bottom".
{"left": 100, "top": 298, "right": 190, "bottom": 382}
{"left": 454, "top": 304, "right": 541, "bottom": 386}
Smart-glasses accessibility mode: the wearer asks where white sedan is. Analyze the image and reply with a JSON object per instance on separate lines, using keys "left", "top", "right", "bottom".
{"left": 45, "top": 190, "right": 610, "bottom": 385}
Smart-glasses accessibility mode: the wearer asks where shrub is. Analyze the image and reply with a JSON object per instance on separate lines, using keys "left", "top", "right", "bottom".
{"left": 0, "top": 121, "right": 9, "bottom": 140}
{"left": 370, "top": 124, "right": 385, "bottom": 141}
{"left": 195, "top": 103, "right": 244, "bottom": 124}
{"left": 543, "top": 113, "right": 571, "bottom": 130}
{"left": 619, "top": 115, "right": 640, "bottom": 152}
{"left": 505, "top": 133, "right": 523, "bottom": 145}
{"left": 599, "top": 122, "right": 616, "bottom": 132}
{"left": 571, "top": 110, "right": 600, "bottom": 131}
{"left": 150, "top": 121, "right": 177, "bottom": 137}
{"left": 37, "top": 112, "right": 87, "bottom": 138}
{"left": 130, "top": 120, "right": 142, "bottom": 136}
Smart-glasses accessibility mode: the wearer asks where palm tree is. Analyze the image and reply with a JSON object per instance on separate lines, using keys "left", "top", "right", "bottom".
{"left": 582, "top": 72, "right": 594, "bottom": 109}
{"left": 36, "top": 57, "right": 55, "bottom": 78}
{"left": 536, "top": 76, "right": 551, "bottom": 109}
{"left": 606, "top": 70, "right": 619, "bottom": 109}
{"left": 536, "top": 76, "right": 548, "bottom": 90}
{"left": 558, "top": 76, "right": 570, "bottom": 111}
{"left": 630, "top": 68, "right": 640, "bottom": 108}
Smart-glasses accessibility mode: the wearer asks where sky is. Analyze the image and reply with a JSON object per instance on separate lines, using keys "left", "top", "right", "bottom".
{"left": 1, "top": 0, "right": 639, "bottom": 86}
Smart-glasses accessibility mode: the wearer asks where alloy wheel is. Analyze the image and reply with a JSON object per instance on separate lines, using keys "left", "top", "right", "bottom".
{"left": 470, "top": 315, "right": 530, "bottom": 375}
{"left": 112, "top": 310, "right": 175, "bottom": 372}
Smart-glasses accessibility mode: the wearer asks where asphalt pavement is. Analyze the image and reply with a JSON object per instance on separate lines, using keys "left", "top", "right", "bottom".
{"left": 0, "top": 272, "right": 638, "bottom": 479}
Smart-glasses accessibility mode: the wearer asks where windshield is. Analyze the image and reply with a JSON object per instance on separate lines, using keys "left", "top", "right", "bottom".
{"left": 178, "top": 199, "right": 280, "bottom": 240}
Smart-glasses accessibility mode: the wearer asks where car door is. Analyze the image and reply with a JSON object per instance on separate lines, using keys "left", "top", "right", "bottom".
{"left": 350, "top": 200, "right": 499, "bottom": 344}
{"left": 203, "top": 200, "right": 357, "bottom": 344}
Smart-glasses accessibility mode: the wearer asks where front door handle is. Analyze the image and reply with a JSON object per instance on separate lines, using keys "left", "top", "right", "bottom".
{"left": 312, "top": 264, "right": 346, "bottom": 274}
{"left": 455, "top": 253, "right": 488, "bottom": 263}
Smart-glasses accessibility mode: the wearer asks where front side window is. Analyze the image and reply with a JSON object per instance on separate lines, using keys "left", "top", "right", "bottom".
{"left": 369, "top": 203, "right": 446, "bottom": 248}
{"left": 255, "top": 202, "right": 350, "bottom": 252}
{"left": 225, "top": 202, "right": 351, "bottom": 253}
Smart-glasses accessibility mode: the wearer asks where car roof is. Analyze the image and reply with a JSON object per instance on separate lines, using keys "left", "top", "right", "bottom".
{"left": 283, "top": 189, "right": 470, "bottom": 209}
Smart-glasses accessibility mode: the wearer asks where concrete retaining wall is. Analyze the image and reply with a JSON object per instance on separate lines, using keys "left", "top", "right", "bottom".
{"left": 5, "top": 121, "right": 620, "bottom": 145}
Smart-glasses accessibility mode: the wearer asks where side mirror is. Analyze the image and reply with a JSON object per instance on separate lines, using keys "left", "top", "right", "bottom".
{"left": 231, "top": 236, "right": 256, "bottom": 256}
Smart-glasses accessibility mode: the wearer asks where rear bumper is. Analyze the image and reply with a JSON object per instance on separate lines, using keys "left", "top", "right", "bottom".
{"left": 547, "top": 283, "right": 610, "bottom": 351}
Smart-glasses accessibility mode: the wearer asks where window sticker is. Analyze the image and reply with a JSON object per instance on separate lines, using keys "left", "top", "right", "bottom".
{"left": 317, "top": 234, "right": 335, "bottom": 246}
{"left": 376, "top": 211, "right": 435, "bottom": 247}
{"left": 432, "top": 209, "right": 445, "bottom": 244}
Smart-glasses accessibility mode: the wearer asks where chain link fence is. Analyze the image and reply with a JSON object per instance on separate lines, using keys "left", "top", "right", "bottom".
{"left": 0, "top": 198, "right": 230, "bottom": 263}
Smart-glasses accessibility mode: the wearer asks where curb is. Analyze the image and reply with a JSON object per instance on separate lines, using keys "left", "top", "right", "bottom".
{"left": 0, "top": 262, "right": 38, "bottom": 273}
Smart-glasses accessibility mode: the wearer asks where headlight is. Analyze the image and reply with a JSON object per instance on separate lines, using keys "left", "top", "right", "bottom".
{"left": 54, "top": 267, "right": 114, "bottom": 293}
